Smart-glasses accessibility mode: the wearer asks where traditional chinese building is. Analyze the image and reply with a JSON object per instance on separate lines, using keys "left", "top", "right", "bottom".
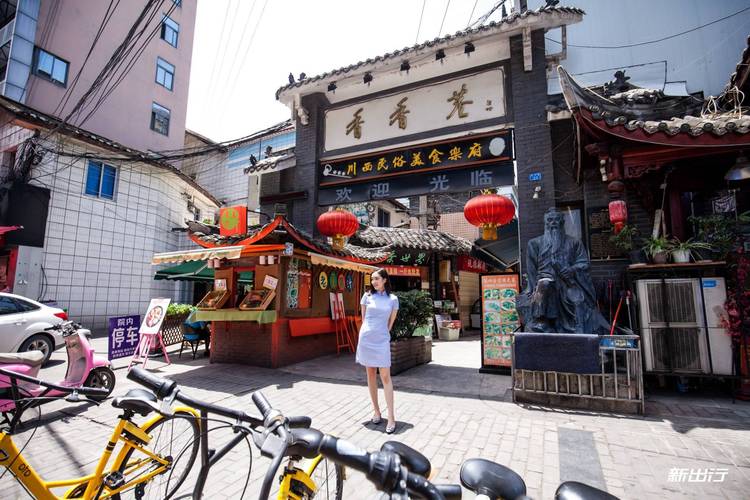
{"left": 272, "top": 5, "right": 585, "bottom": 276}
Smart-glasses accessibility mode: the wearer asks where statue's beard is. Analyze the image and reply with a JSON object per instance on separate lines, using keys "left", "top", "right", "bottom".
{"left": 543, "top": 227, "right": 564, "bottom": 254}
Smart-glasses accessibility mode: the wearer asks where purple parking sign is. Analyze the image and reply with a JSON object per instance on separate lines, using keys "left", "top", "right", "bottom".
{"left": 108, "top": 315, "right": 141, "bottom": 360}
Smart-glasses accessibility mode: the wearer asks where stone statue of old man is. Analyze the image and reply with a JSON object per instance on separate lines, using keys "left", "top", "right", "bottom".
{"left": 517, "top": 208, "right": 610, "bottom": 335}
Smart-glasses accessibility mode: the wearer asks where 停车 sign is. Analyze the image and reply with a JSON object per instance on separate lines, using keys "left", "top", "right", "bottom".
{"left": 108, "top": 315, "right": 140, "bottom": 360}
{"left": 319, "top": 161, "right": 513, "bottom": 205}
{"left": 319, "top": 130, "right": 513, "bottom": 187}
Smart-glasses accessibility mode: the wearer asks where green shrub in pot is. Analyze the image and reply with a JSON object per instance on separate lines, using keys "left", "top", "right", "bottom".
{"left": 391, "top": 291, "right": 433, "bottom": 341}
{"left": 609, "top": 224, "right": 644, "bottom": 262}
{"left": 670, "top": 238, "right": 713, "bottom": 263}
{"left": 642, "top": 236, "right": 672, "bottom": 264}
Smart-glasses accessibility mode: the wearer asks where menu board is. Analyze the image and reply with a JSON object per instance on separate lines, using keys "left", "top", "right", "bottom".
{"left": 480, "top": 274, "right": 520, "bottom": 368}
{"left": 587, "top": 206, "right": 626, "bottom": 260}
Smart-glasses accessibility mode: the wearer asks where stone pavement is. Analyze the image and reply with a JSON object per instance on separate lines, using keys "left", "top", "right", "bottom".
{"left": 1, "top": 337, "right": 749, "bottom": 499}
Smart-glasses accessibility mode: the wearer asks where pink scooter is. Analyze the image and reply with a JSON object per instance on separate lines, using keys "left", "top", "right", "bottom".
{"left": 0, "top": 321, "right": 114, "bottom": 429}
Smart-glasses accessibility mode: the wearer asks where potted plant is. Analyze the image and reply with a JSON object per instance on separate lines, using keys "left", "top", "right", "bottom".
{"left": 642, "top": 236, "right": 672, "bottom": 264}
{"left": 688, "top": 214, "right": 738, "bottom": 260}
{"left": 390, "top": 290, "right": 434, "bottom": 374}
{"left": 609, "top": 224, "right": 644, "bottom": 263}
{"left": 670, "top": 238, "right": 714, "bottom": 263}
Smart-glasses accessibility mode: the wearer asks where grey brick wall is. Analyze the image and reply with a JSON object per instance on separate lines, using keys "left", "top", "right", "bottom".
{"left": 551, "top": 119, "right": 582, "bottom": 204}
{"left": 510, "top": 29, "right": 556, "bottom": 275}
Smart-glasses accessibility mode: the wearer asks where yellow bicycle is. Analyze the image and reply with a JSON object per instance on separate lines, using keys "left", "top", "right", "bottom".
{"left": 0, "top": 367, "right": 200, "bottom": 499}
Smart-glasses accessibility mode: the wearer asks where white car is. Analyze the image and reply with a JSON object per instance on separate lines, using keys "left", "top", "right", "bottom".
{"left": 0, "top": 292, "right": 67, "bottom": 364}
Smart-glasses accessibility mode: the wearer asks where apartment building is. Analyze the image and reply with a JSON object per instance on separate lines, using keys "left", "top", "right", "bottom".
{"left": 0, "top": 0, "right": 195, "bottom": 152}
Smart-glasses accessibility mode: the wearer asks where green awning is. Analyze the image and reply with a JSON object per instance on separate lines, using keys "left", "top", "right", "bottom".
{"left": 154, "top": 261, "right": 253, "bottom": 284}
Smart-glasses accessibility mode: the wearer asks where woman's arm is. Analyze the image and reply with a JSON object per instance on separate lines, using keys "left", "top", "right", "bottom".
{"left": 387, "top": 309, "right": 398, "bottom": 332}
{"left": 361, "top": 305, "right": 367, "bottom": 319}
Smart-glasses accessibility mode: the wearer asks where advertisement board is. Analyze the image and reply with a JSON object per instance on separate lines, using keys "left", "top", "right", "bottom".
{"left": 480, "top": 273, "right": 520, "bottom": 370}
{"left": 108, "top": 315, "right": 140, "bottom": 360}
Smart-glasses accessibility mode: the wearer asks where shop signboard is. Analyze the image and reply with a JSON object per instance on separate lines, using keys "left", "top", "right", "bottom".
{"left": 140, "top": 298, "right": 171, "bottom": 336}
{"left": 383, "top": 249, "right": 430, "bottom": 267}
{"left": 383, "top": 265, "right": 422, "bottom": 277}
{"left": 219, "top": 205, "right": 247, "bottom": 236}
{"left": 108, "top": 315, "right": 140, "bottom": 360}
{"left": 324, "top": 69, "right": 506, "bottom": 150}
{"left": 458, "top": 256, "right": 487, "bottom": 273}
{"left": 480, "top": 274, "right": 520, "bottom": 370}
{"left": 586, "top": 206, "right": 626, "bottom": 260}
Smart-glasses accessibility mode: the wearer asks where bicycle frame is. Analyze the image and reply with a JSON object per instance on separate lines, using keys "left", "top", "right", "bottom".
{"left": 276, "top": 454, "right": 326, "bottom": 500}
{"left": 0, "top": 406, "right": 199, "bottom": 499}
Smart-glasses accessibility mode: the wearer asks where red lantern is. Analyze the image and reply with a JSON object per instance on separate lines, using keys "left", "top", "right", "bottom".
{"left": 317, "top": 209, "right": 359, "bottom": 250}
{"left": 608, "top": 199, "right": 628, "bottom": 234}
{"left": 463, "top": 194, "right": 515, "bottom": 240}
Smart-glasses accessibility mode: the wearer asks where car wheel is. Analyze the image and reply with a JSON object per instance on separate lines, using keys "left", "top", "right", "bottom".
{"left": 19, "top": 334, "right": 53, "bottom": 365}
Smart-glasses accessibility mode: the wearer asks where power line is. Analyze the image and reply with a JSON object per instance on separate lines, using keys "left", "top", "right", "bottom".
{"left": 201, "top": 0, "right": 237, "bottom": 118}
{"left": 546, "top": 5, "right": 750, "bottom": 49}
{"left": 415, "top": 0, "right": 427, "bottom": 44}
{"left": 466, "top": 0, "right": 479, "bottom": 27}
{"left": 438, "top": 0, "right": 451, "bottom": 37}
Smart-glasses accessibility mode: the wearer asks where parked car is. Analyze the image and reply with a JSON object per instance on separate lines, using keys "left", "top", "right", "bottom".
{"left": 0, "top": 292, "right": 67, "bottom": 364}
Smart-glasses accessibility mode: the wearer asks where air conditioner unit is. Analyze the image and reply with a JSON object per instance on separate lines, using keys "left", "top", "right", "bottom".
{"left": 635, "top": 278, "right": 732, "bottom": 375}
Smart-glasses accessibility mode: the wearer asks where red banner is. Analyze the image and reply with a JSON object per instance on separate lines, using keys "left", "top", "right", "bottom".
{"left": 219, "top": 206, "right": 247, "bottom": 236}
{"left": 383, "top": 265, "right": 422, "bottom": 277}
{"left": 458, "top": 255, "right": 488, "bottom": 273}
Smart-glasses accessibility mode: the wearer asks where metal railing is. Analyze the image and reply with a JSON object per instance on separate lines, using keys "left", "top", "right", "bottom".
{"left": 512, "top": 335, "right": 644, "bottom": 414}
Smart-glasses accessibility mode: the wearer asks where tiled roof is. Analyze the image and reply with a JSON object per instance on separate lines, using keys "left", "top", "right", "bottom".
{"left": 558, "top": 66, "right": 750, "bottom": 138}
{"left": 188, "top": 217, "right": 390, "bottom": 262}
{"left": 0, "top": 96, "right": 221, "bottom": 206}
{"left": 351, "top": 226, "right": 473, "bottom": 254}
{"left": 244, "top": 148, "right": 295, "bottom": 175}
{"left": 276, "top": 6, "right": 584, "bottom": 99}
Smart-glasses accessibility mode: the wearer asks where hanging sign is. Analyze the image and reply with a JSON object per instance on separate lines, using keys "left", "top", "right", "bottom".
{"left": 458, "top": 256, "right": 488, "bottom": 273}
{"left": 345, "top": 272, "right": 354, "bottom": 291}
{"left": 383, "top": 249, "right": 431, "bottom": 267}
{"left": 219, "top": 205, "right": 247, "bottom": 236}
{"left": 329, "top": 271, "right": 338, "bottom": 291}
{"left": 318, "top": 271, "right": 329, "bottom": 289}
{"left": 480, "top": 274, "right": 519, "bottom": 369}
{"left": 320, "top": 130, "right": 513, "bottom": 186}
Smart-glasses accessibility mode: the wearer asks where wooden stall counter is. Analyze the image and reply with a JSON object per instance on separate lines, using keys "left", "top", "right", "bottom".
{"left": 194, "top": 309, "right": 277, "bottom": 323}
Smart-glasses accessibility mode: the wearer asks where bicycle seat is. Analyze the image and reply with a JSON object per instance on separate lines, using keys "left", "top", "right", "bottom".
{"left": 555, "top": 481, "right": 620, "bottom": 500}
{"left": 460, "top": 458, "right": 526, "bottom": 499}
{"left": 381, "top": 441, "right": 431, "bottom": 478}
{"left": 287, "top": 427, "right": 324, "bottom": 459}
{"left": 112, "top": 389, "right": 159, "bottom": 417}
{"left": 0, "top": 351, "right": 45, "bottom": 367}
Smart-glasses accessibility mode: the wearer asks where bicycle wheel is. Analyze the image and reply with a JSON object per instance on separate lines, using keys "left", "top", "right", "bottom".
{"left": 115, "top": 410, "right": 200, "bottom": 499}
{"left": 307, "top": 455, "right": 344, "bottom": 500}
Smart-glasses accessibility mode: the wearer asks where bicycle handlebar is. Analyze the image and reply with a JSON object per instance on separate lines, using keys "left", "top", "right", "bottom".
{"left": 127, "top": 367, "right": 459, "bottom": 499}
{"left": 127, "top": 367, "right": 264, "bottom": 427}
{"left": 0, "top": 367, "right": 109, "bottom": 398}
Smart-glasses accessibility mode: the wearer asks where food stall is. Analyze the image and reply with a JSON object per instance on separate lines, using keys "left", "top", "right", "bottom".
{"left": 151, "top": 216, "right": 388, "bottom": 368}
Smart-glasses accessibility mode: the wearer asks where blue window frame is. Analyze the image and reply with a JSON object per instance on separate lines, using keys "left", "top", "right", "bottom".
{"left": 155, "top": 57, "right": 175, "bottom": 90}
{"left": 150, "top": 102, "right": 170, "bottom": 135}
{"left": 161, "top": 16, "right": 179, "bottom": 47}
{"left": 85, "top": 161, "right": 117, "bottom": 199}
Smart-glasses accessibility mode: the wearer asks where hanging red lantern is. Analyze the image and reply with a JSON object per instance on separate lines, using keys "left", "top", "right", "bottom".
{"left": 317, "top": 209, "right": 359, "bottom": 250}
{"left": 608, "top": 199, "right": 628, "bottom": 234}
{"left": 464, "top": 193, "right": 515, "bottom": 240}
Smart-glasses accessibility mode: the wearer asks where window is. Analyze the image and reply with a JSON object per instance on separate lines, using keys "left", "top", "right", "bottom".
{"left": 161, "top": 16, "right": 179, "bottom": 47}
{"left": 33, "top": 47, "right": 69, "bottom": 86}
{"left": 14, "top": 298, "right": 39, "bottom": 312}
{"left": 0, "top": 296, "right": 20, "bottom": 315}
{"left": 85, "top": 161, "right": 117, "bottom": 199}
{"left": 173, "top": 0, "right": 181, "bottom": 5}
{"left": 150, "top": 102, "right": 170, "bottom": 135}
{"left": 155, "top": 57, "right": 175, "bottom": 90}
{"left": 377, "top": 208, "right": 391, "bottom": 227}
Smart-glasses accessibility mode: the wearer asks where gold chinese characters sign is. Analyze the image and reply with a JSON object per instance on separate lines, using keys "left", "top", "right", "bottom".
{"left": 318, "top": 130, "right": 514, "bottom": 205}
{"left": 325, "top": 69, "right": 506, "bottom": 151}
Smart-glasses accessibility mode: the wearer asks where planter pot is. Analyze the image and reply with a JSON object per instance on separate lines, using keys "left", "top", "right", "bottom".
{"left": 671, "top": 249, "right": 691, "bottom": 263}
{"left": 628, "top": 249, "right": 646, "bottom": 264}
{"left": 390, "top": 336, "right": 432, "bottom": 375}
{"left": 438, "top": 327, "right": 460, "bottom": 341}
{"left": 651, "top": 251, "right": 669, "bottom": 264}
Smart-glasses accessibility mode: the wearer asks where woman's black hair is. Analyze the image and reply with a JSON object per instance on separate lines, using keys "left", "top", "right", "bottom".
{"left": 369, "top": 268, "right": 392, "bottom": 295}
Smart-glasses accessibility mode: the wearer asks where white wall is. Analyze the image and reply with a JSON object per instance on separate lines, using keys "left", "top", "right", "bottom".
{"left": 538, "top": 0, "right": 750, "bottom": 96}
{"left": 23, "top": 134, "right": 216, "bottom": 333}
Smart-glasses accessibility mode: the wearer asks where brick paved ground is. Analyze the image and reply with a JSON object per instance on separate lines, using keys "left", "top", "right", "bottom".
{"left": 1, "top": 339, "right": 749, "bottom": 499}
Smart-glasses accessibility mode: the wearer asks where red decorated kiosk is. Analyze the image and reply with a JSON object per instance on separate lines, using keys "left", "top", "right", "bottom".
{"left": 151, "top": 215, "right": 387, "bottom": 368}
